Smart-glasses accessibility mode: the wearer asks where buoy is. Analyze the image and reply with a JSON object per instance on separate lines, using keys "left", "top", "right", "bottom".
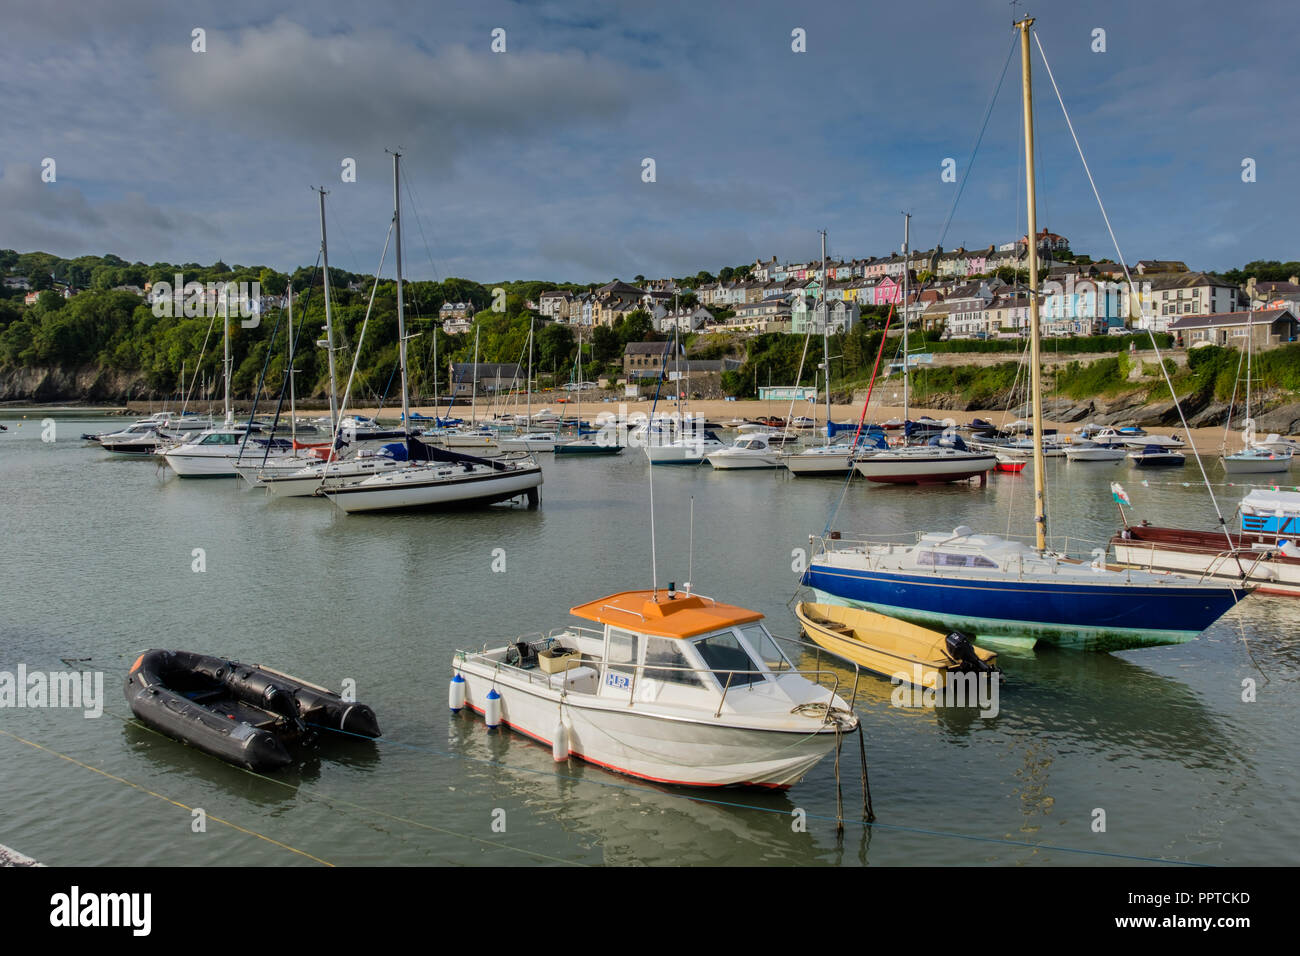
{"left": 449, "top": 673, "right": 466, "bottom": 713}
{"left": 484, "top": 688, "right": 502, "bottom": 729}
{"left": 552, "top": 719, "right": 569, "bottom": 762}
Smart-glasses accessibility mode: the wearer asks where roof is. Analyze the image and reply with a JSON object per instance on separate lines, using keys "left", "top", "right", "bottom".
{"left": 1168, "top": 308, "right": 1295, "bottom": 330}
{"left": 569, "top": 589, "right": 764, "bottom": 639}
{"left": 1146, "top": 271, "right": 1235, "bottom": 291}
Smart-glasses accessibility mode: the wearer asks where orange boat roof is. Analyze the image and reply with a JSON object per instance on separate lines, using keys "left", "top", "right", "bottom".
{"left": 569, "top": 589, "right": 764, "bottom": 639}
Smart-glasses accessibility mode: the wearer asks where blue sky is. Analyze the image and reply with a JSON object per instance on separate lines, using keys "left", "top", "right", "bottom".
{"left": 3, "top": 0, "right": 1296, "bottom": 283}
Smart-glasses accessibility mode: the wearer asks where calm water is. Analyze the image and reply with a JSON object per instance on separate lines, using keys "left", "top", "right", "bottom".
{"left": 2, "top": 411, "right": 1297, "bottom": 867}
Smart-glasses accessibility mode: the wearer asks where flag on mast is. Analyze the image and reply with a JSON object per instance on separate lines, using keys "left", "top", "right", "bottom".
{"left": 1110, "top": 482, "right": 1131, "bottom": 507}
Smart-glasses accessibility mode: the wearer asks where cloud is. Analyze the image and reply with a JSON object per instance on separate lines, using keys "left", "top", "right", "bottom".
{"left": 153, "top": 19, "right": 661, "bottom": 169}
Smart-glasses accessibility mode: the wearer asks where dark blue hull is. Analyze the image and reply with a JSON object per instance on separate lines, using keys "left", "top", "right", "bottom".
{"left": 803, "top": 562, "right": 1245, "bottom": 651}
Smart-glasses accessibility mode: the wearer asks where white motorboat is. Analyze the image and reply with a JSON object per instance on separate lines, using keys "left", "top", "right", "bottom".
{"left": 451, "top": 586, "right": 859, "bottom": 788}
{"left": 1064, "top": 441, "right": 1127, "bottom": 462}
{"left": 439, "top": 427, "right": 499, "bottom": 451}
{"left": 782, "top": 443, "right": 859, "bottom": 476}
{"left": 163, "top": 427, "right": 295, "bottom": 477}
{"left": 706, "top": 432, "right": 784, "bottom": 469}
{"left": 498, "top": 431, "right": 573, "bottom": 453}
{"left": 1221, "top": 445, "right": 1292, "bottom": 475}
{"left": 852, "top": 441, "right": 996, "bottom": 484}
{"left": 97, "top": 423, "right": 165, "bottom": 457}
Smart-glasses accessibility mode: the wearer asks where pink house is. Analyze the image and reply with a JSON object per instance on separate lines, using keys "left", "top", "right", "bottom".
{"left": 875, "top": 276, "right": 902, "bottom": 304}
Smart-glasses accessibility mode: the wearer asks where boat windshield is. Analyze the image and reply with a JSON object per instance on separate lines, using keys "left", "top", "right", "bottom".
{"left": 693, "top": 632, "right": 764, "bottom": 688}
{"left": 643, "top": 636, "right": 705, "bottom": 687}
{"left": 739, "top": 624, "right": 791, "bottom": 672}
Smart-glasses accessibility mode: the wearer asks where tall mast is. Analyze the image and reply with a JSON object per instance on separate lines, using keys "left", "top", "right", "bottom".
{"left": 391, "top": 151, "right": 411, "bottom": 434}
{"left": 1018, "top": 16, "right": 1048, "bottom": 552}
{"left": 287, "top": 286, "right": 297, "bottom": 445}
{"left": 1244, "top": 307, "right": 1253, "bottom": 447}
{"left": 471, "top": 325, "right": 480, "bottom": 424}
{"left": 318, "top": 188, "right": 339, "bottom": 435}
{"left": 821, "top": 229, "right": 830, "bottom": 440}
{"left": 902, "top": 213, "right": 910, "bottom": 428}
{"left": 527, "top": 316, "right": 534, "bottom": 425}
{"left": 222, "top": 279, "right": 232, "bottom": 424}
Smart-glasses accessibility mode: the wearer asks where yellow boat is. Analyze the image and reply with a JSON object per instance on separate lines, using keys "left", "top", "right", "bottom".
{"left": 795, "top": 602, "right": 999, "bottom": 687}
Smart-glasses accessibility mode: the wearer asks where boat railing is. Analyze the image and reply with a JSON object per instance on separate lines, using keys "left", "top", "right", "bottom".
{"left": 459, "top": 636, "right": 853, "bottom": 726}
{"left": 809, "top": 530, "right": 1112, "bottom": 562}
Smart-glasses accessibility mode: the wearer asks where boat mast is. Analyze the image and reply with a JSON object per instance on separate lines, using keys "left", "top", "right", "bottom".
{"left": 391, "top": 151, "right": 411, "bottom": 435}
{"left": 1243, "top": 307, "right": 1253, "bottom": 448}
{"left": 821, "top": 229, "right": 830, "bottom": 441}
{"left": 1018, "top": 16, "right": 1048, "bottom": 552}
{"left": 902, "top": 213, "right": 910, "bottom": 429}
{"left": 471, "top": 325, "right": 480, "bottom": 425}
{"left": 222, "top": 279, "right": 232, "bottom": 424}
{"left": 528, "top": 316, "right": 534, "bottom": 426}
{"left": 287, "top": 287, "right": 297, "bottom": 445}
{"left": 318, "top": 188, "right": 339, "bottom": 435}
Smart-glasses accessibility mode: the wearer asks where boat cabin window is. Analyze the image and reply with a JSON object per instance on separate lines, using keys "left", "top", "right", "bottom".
{"left": 643, "top": 637, "right": 704, "bottom": 687}
{"left": 916, "top": 550, "right": 997, "bottom": 569}
{"left": 200, "top": 432, "right": 240, "bottom": 445}
{"left": 740, "top": 624, "right": 791, "bottom": 672}
{"left": 606, "top": 628, "right": 639, "bottom": 675}
{"left": 692, "top": 632, "right": 763, "bottom": 688}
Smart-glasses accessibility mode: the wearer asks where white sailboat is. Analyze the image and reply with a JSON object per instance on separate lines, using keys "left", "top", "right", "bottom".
{"left": 1222, "top": 315, "right": 1292, "bottom": 474}
{"left": 849, "top": 215, "right": 994, "bottom": 484}
{"left": 326, "top": 151, "right": 542, "bottom": 514}
{"left": 803, "top": 16, "right": 1246, "bottom": 651}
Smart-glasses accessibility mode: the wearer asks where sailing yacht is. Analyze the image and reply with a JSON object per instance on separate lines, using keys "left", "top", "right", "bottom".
{"left": 848, "top": 216, "right": 994, "bottom": 484}
{"left": 1222, "top": 315, "right": 1293, "bottom": 474}
{"left": 163, "top": 286, "right": 294, "bottom": 477}
{"left": 324, "top": 151, "right": 542, "bottom": 514}
{"left": 802, "top": 17, "right": 1247, "bottom": 651}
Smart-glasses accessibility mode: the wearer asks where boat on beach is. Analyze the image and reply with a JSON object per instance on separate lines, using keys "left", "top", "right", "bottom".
{"left": 125, "top": 649, "right": 381, "bottom": 772}
{"left": 451, "top": 586, "right": 859, "bottom": 788}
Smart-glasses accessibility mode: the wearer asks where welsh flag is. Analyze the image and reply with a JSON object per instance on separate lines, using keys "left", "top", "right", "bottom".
{"left": 1111, "top": 482, "right": 1131, "bottom": 507}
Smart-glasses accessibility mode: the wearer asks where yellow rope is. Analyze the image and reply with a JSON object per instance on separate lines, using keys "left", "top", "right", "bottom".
{"left": 0, "top": 727, "right": 335, "bottom": 867}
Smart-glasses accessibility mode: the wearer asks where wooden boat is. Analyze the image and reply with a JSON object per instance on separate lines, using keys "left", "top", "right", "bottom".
{"left": 795, "top": 602, "right": 998, "bottom": 686}
{"left": 125, "top": 650, "right": 381, "bottom": 771}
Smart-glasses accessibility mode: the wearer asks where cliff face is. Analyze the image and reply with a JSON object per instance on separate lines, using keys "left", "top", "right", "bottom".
{"left": 0, "top": 365, "right": 154, "bottom": 403}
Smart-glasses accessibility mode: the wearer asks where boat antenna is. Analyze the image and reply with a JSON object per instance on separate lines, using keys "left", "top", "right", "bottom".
{"left": 686, "top": 495, "right": 694, "bottom": 594}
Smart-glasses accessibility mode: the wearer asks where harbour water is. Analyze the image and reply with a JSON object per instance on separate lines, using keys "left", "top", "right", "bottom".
{"left": 2, "top": 413, "right": 1297, "bottom": 866}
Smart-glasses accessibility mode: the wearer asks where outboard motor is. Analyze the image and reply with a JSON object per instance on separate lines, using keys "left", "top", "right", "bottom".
{"left": 945, "top": 631, "right": 994, "bottom": 673}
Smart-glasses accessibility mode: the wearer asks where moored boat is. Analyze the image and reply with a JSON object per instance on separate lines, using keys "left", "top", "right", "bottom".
{"left": 795, "top": 602, "right": 998, "bottom": 685}
{"left": 124, "top": 649, "right": 381, "bottom": 771}
{"left": 1111, "top": 488, "right": 1300, "bottom": 596}
{"left": 451, "top": 587, "right": 858, "bottom": 788}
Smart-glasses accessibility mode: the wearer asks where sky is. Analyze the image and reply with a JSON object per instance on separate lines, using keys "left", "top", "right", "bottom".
{"left": 3, "top": 0, "right": 1297, "bottom": 284}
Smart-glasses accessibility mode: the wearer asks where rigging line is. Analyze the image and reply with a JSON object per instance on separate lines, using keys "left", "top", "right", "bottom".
{"left": 329, "top": 219, "right": 396, "bottom": 464}
{"left": 93, "top": 711, "right": 582, "bottom": 867}
{"left": 1032, "top": 31, "right": 1237, "bottom": 559}
{"left": 1220, "top": 345, "right": 1246, "bottom": 454}
{"left": 260, "top": 254, "right": 324, "bottom": 467}
{"left": 935, "top": 29, "right": 1019, "bottom": 253}
{"left": 178, "top": 310, "right": 219, "bottom": 419}
{"left": 0, "top": 727, "right": 334, "bottom": 867}
{"left": 401, "top": 167, "right": 444, "bottom": 283}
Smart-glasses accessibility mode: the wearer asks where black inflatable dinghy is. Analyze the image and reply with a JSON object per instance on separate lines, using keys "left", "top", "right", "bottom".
{"left": 125, "top": 649, "right": 381, "bottom": 771}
